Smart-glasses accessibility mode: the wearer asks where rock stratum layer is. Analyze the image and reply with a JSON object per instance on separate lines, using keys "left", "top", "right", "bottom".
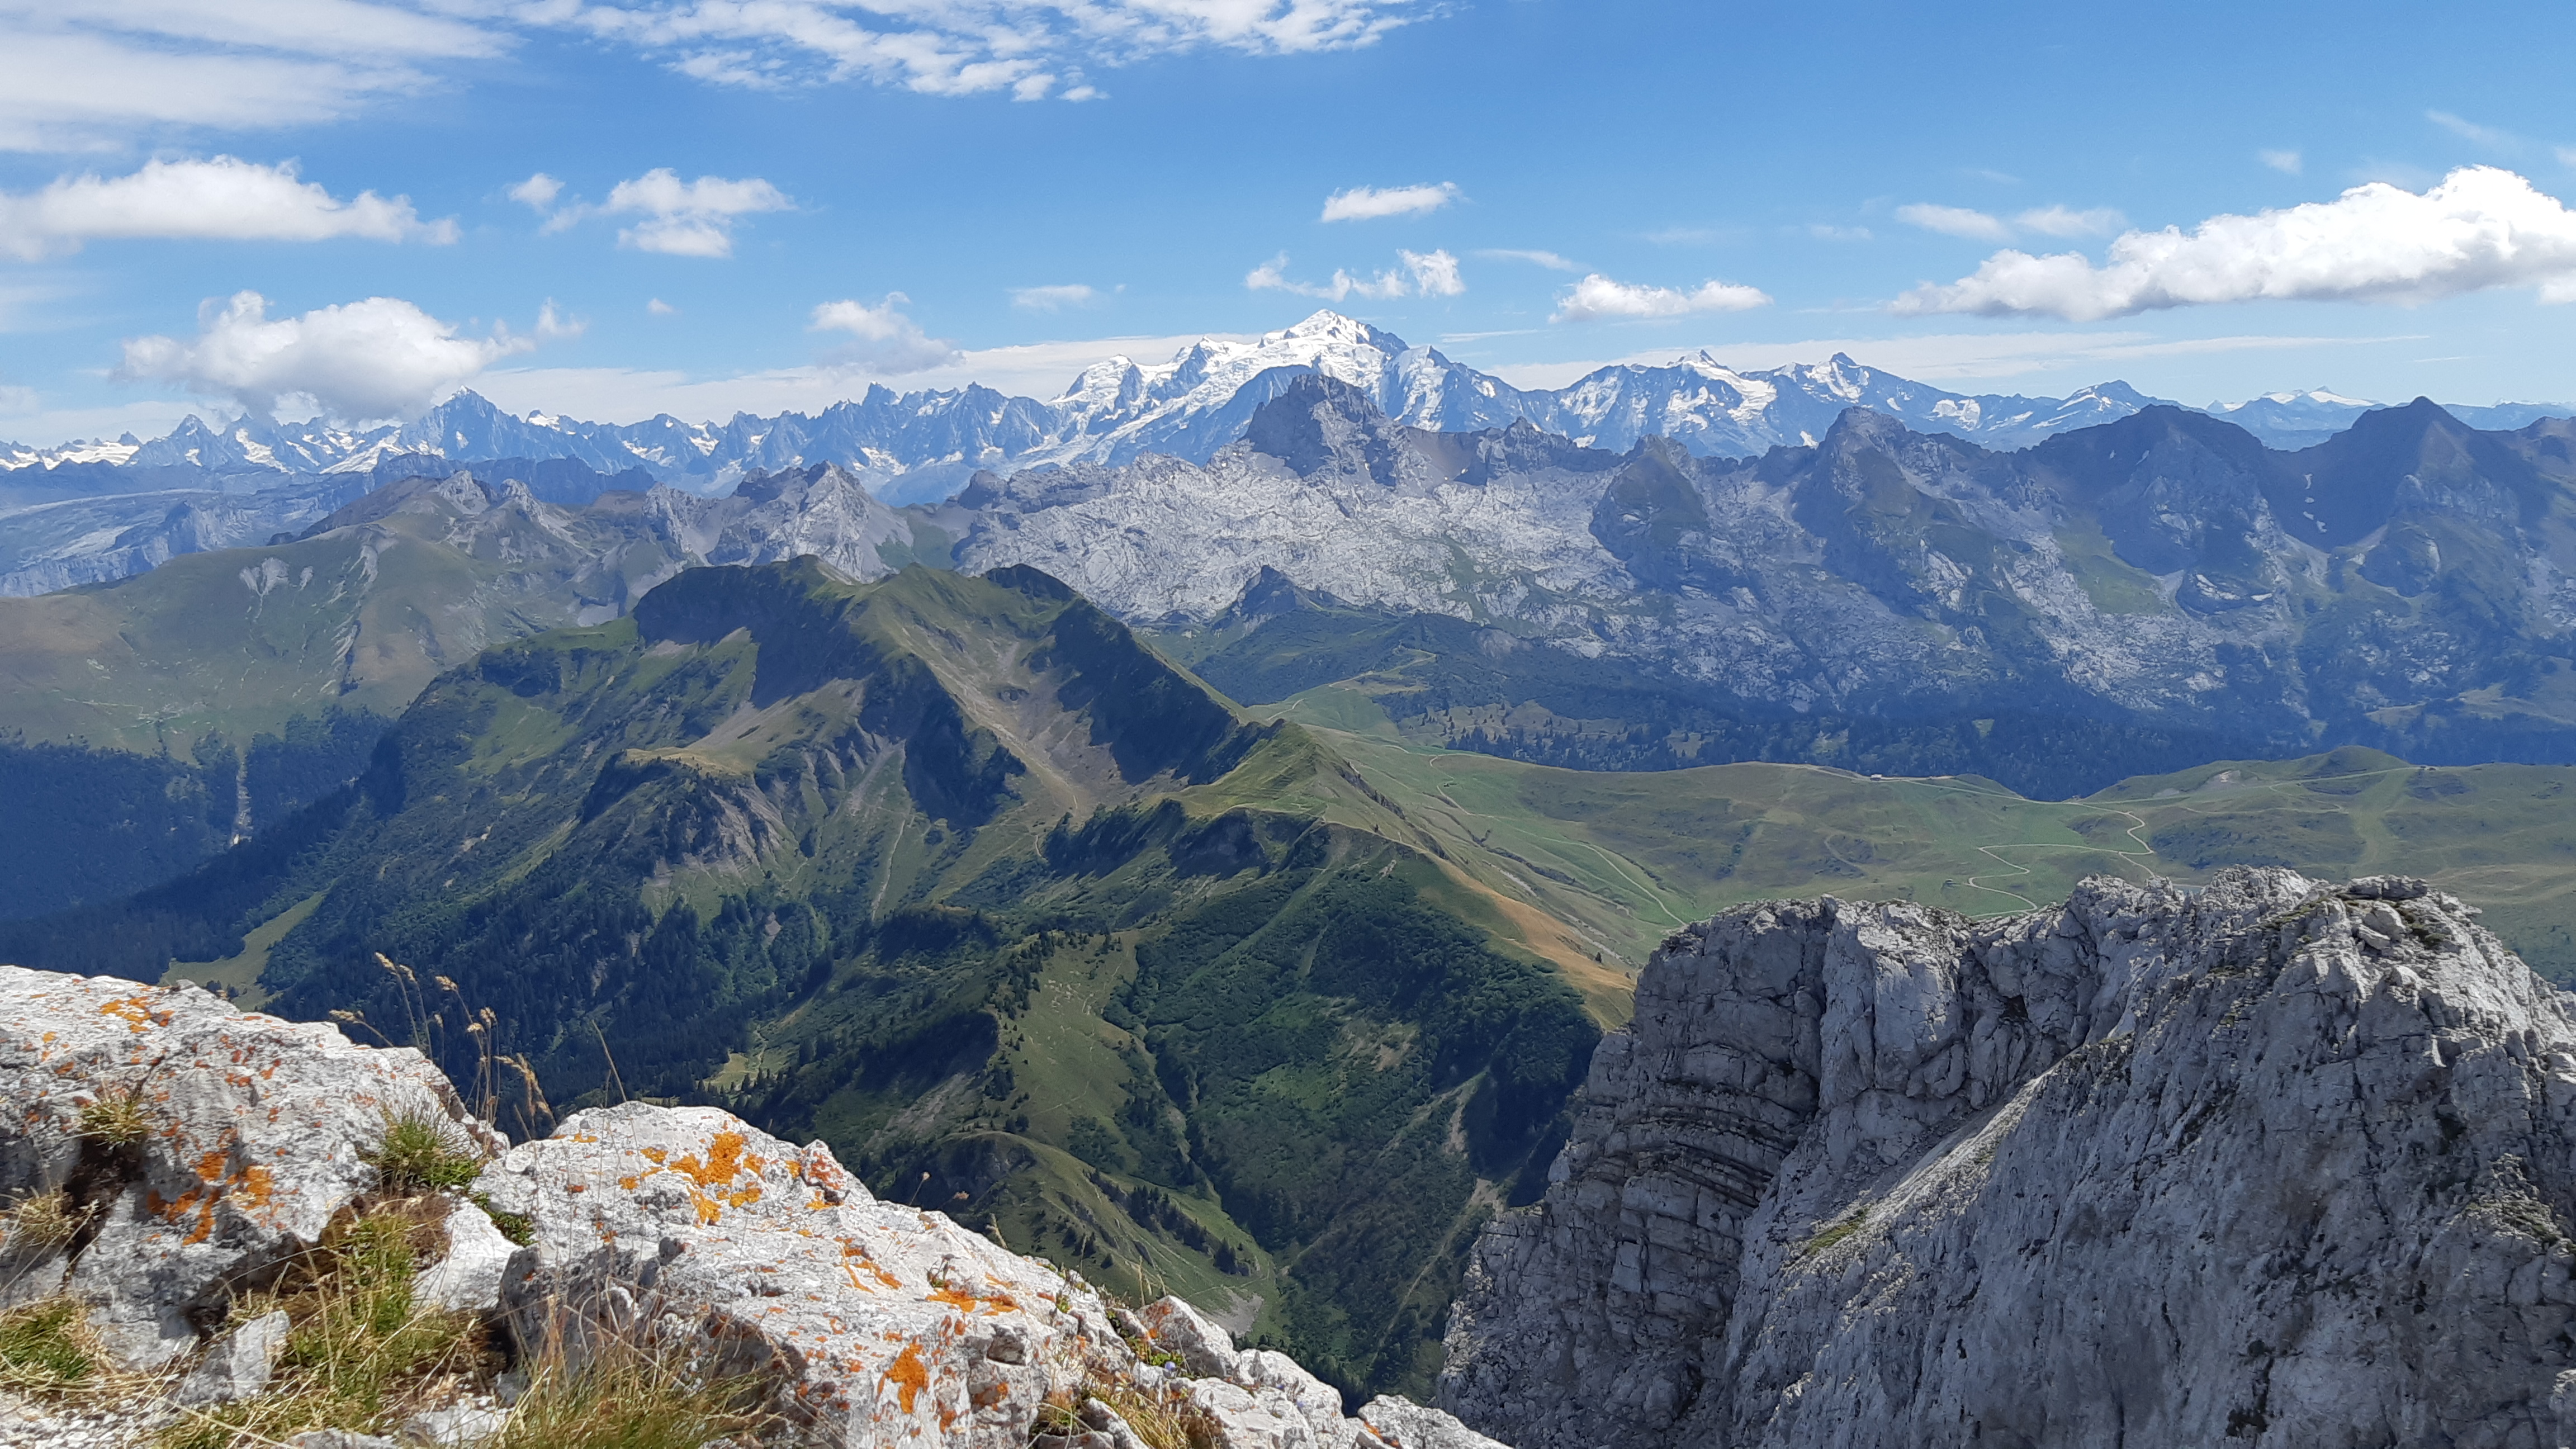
{"left": 1441, "top": 869, "right": 2576, "bottom": 1449}
{"left": 0, "top": 964, "right": 1502, "bottom": 1448}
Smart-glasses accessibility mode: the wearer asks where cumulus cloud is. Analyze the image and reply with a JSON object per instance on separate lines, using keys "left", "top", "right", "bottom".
{"left": 1550, "top": 274, "right": 1770, "bottom": 323}
{"left": 1010, "top": 283, "right": 1097, "bottom": 310}
{"left": 647, "top": 297, "right": 676, "bottom": 315}
{"left": 809, "top": 293, "right": 961, "bottom": 373}
{"left": 1245, "top": 249, "right": 1463, "bottom": 300}
{"left": 1476, "top": 248, "right": 1579, "bottom": 270}
{"left": 1891, "top": 165, "right": 2576, "bottom": 321}
{"left": 0, "top": 157, "right": 451, "bottom": 261}
{"left": 1896, "top": 203, "right": 2011, "bottom": 240}
{"left": 2260, "top": 149, "right": 2303, "bottom": 174}
{"left": 114, "top": 291, "right": 541, "bottom": 422}
{"left": 533, "top": 168, "right": 792, "bottom": 257}
{"left": 509, "top": 172, "right": 563, "bottom": 211}
{"left": 548, "top": 0, "right": 1426, "bottom": 102}
{"left": 1320, "top": 182, "right": 1459, "bottom": 222}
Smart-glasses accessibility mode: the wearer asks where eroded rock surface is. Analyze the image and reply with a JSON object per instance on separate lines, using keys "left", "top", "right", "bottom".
{"left": 1441, "top": 869, "right": 2576, "bottom": 1448}
{"left": 0, "top": 967, "right": 494, "bottom": 1367}
{"left": 0, "top": 966, "right": 1497, "bottom": 1448}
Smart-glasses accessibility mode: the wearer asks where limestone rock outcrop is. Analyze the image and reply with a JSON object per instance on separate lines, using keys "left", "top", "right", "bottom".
{"left": 0, "top": 965, "right": 496, "bottom": 1367}
{"left": 0, "top": 965, "right": 1503, "bottom": 1448}
{"left": 1441, "top": 870, "right": 2576, "bottom": 1449}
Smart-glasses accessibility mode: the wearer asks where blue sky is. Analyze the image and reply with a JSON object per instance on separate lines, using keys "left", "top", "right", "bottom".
{"left": 6, "top": 0, "right": 2576, "bottom": 445}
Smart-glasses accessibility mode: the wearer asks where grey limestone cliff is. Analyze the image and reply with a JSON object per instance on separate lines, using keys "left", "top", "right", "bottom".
{"left": 1440, "top": 869, "right": 2576, "bottom": 1449}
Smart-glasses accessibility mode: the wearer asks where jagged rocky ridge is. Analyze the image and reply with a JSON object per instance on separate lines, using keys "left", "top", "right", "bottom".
{"left": 1438, "top": 869, "right": 2576, "bottom": 1448}
{"left": 0, "top": 963, "right": 1505, "bottom": 1447}
{"left": 959, "top": 377, "right": 2576, "bottom": 758}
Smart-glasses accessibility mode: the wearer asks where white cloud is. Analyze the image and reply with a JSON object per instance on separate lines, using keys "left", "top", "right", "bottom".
{"left": 0, "top": 382, "right": 35, "bottom": 416}
{"left": 1893, "top": 166, "right": 2576, "bottom": 321}
{"left": 1805, "top": 224, "right": 1872, "bottom": 242}
{"left": 509, "top": 172, "right": 563, "bottom": 211}
{"left": 547, "top": 1, "right": 1426, "bottom": 102}
{"left": 0, "top": 2, "right": 1432, "bottom": 150}
{"left": 2015, "top": 205, "right": 2125, "bottom": 238}
{"left": 0, "top": 156, "right": 451, "bottom": 262}
{"left": 2261, "top": 149, "right": 2303, "bottom": 175}
{"left": 0, "top": 3, "right": 503, "bottom": 151}
{"left": 1401, "top": 248, "right": 1463, "bottom": 297}
{"left": 1245, "top": 249, "right": 1463, "bottom": 301}
{"left": 1476, "top": 248, "right": 1580, "bottom": 270}
{"left": 537, "top": 168, "right": 793, "bottom": 257}
{"left": 647, "top": 297, "right": 676, "bottom": 315}
{"left": 1896, "top": 203, "right": 2012, "bottom": 240}
{"left": 114, "top": 290, "right": 541, "bottom": 422}
{"left": 1549, "top": 274, "right": 1770, "bottom": 324}
{"left": 533, "top": 301, "right": 585, "bottom": 341}
{"left": 1320, "top": 182, "right": 1459, "bottom": 222}
{"left": 1010, "top": 283, "right": 1097, "bottom": 310}
{"left": 809, "top": 293, "right": 960, "bottom": 373}
{"left": 2429, "top": 110, "right": 2514, "bottom": 148}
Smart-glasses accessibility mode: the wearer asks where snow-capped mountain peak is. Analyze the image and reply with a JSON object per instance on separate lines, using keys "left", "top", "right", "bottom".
{"left": 11, "top": 310, "right": 2564, "bottom": 497}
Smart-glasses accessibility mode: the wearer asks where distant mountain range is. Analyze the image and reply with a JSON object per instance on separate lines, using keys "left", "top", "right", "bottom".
{"left": 9, "top": 310, "right": 2562, "bottom": 504}
{"left": 15, "top": 372, "right": 2576, "bottom": 778}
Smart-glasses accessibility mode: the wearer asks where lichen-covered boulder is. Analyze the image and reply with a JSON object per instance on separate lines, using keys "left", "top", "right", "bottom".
{"left": 0, "top": 967, "right": 494, "bottom": 1367}
{"left": 474, "top": 1102, "right": 1131, "bottom": 1448}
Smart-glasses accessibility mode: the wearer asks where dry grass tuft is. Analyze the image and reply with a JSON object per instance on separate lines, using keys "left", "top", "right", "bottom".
{"left": 484, "top": 1333, "right": 776, "bottom": 1449}
{"left": 2, "top": 1188, "right": 82, "bottom": 1249}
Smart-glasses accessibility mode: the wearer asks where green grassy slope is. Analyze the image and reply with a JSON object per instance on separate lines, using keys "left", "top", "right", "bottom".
{"left": 1254, "top": 687, "right": 2576, "bottom": 981}
{"left": 0, "top": 561, "right": 1598, "bottom": 1401}
{"left": 0, "top": 494, "right": 680, "bottom": 758}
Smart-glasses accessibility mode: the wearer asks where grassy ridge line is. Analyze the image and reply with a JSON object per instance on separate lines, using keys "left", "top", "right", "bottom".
{"left": 1257, "top": 689, "right": 2576, "bottom": 981}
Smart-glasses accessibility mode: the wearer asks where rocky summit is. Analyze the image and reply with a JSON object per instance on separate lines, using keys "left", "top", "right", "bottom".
{"left": 1438, "top": 869, "right": 2576, "bottom": 1448}
{"left": 0, "top": 964, "right": 1500, "bottom": 1448}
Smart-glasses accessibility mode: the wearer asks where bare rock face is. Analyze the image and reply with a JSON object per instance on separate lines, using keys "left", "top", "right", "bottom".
{"left": 0, "top": 967, "right": 493, "bottom": 1367}
{"left": 1440, "top": 870, "right": 2576, "bottom": 1449}
{"left": 475, "top": 1101, "right": 1099, "bottom": 1447}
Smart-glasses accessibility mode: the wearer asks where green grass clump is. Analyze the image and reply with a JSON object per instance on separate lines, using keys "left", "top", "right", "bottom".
{"left": 75, "top": 1090, "right": 150, "bottom": 1148}
{"left": 157, "top": 1205, "right": 488, "bottom": 1449}
{"left": 470, "top": 1192, "right": 536, "bottom": 1247}
{"left": 1800, "top": 1206, "right": 1870, "bottom": 1259}
{"left": 363, "top": 1109, "right": 484, "bottom": 1194}
{"left": 0, "top": 1299, "right": 97, "bottom": 1394}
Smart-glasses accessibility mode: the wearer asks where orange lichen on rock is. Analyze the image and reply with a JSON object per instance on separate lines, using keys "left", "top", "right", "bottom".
{"left": 97, "top": 996, "right": 164, "bottom": 1034}
{"left": 879, "top": 1342, "right": 930, "bottom": 1414}
{"left": 927, "top": 1282, "right": 1016, "bottom": 1316}
{"left": 672, "top": 1130, "right": 752, "bottom": 1191}
{"left": 841, "top": 1241, "right": 903, "bottom": 1290}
